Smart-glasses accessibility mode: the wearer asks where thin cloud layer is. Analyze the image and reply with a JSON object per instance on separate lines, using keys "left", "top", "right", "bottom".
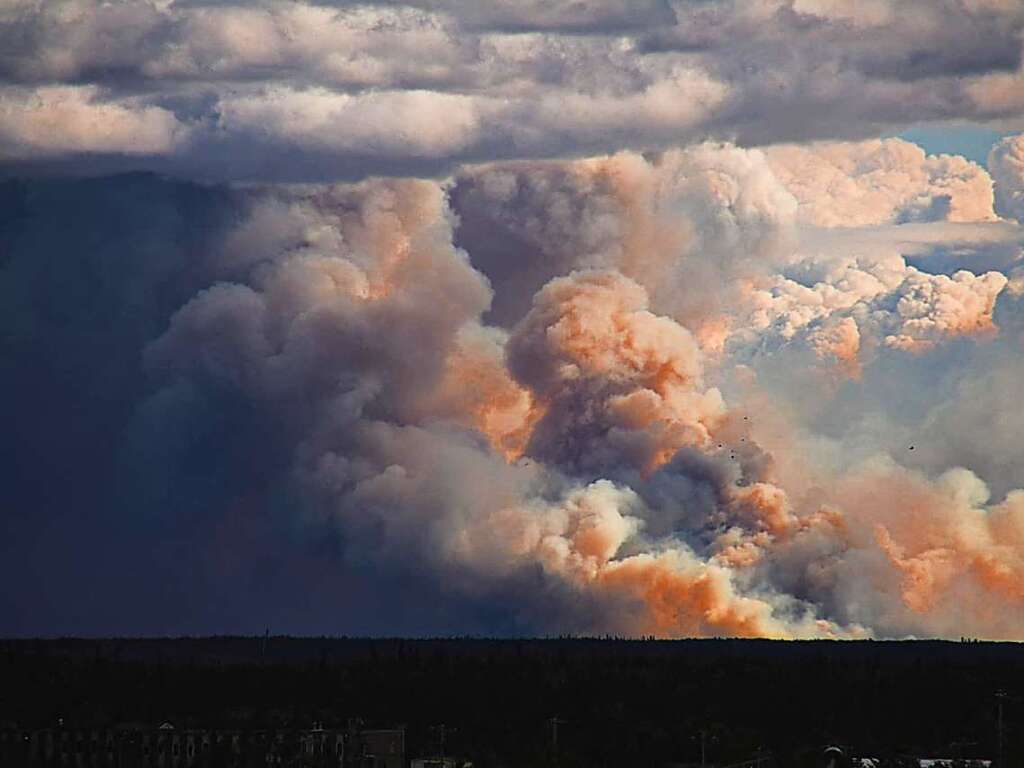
{"left": 2, "top": 0, "right": 1024, "bottom": 179}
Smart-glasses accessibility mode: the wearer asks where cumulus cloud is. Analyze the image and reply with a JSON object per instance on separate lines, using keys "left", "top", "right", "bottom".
{"left": 2, "top": 0, "right": 1024, "bottom": 179}
{"left": 0, "top": 0, "right": 171, "bottom": 82}
{"left": 763, "top": 139, "right": 997, "bottom": 226}
{"left": 452, "top": 143, "right": 1014, "bottom": 376}
{"left": 0, "top": 1, "right": 728, "bottom": 178}
{"left": 452, "top": 143, "right": 798, "bottom": 328}
{"left": 965, "top": 70, "right": 1024, "bottom": 120}
{"left": 869, "top": 268, "right": 1008, "bottom": 351}
{"left": 215, "top": 86, "right": 482, "bottom": 158}
{"left": 739, "top": 252, "right": 1009, "bottom": 361}
{"left": 989, "top": 133, "right": 1024, "bottom": 222}
{"left": 0, "top": 85, "right": 188, "bottom": 158}
{"left": 156, "top": 3, "right": 467, "bottom": 87}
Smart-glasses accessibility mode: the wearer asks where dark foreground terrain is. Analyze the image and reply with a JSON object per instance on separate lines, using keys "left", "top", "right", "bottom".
{"left": 1, "top": 638, "right": 1021, "bottom": 767}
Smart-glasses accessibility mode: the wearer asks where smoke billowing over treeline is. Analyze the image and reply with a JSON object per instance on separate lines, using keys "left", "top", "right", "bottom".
{"left": 4, "top": 1, "right": 1024, "bottom": 641}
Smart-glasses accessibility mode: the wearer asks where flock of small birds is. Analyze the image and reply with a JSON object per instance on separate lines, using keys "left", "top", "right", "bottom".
{"left": 718, "top": 414, "right": 916, "bottom": 459}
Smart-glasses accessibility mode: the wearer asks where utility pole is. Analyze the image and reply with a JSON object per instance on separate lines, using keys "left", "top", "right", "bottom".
{"left": 431, "top": 725, "right": 448, "bottom": 760}
{"left": 697, "top": 729, "right": 717, "bottom": 768}
{"left": 549, "top": 717, "right": 567, "bottom": 750}
{"left": 548, "top": 716, "right": 567, "bottom": 768}
{"left": 950, "top": 740, "right": 977, "bottom": 761}
{"left": 996, "top": 691, "right": 1007, "bottom": 768}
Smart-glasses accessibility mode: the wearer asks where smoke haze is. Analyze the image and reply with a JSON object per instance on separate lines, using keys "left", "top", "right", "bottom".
{"left": 3, "top": 0, "right": 1024, "bottom": 639}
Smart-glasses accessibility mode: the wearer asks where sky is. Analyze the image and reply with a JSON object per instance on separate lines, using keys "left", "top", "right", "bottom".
{"left": 897, "top": 126, "right": 1010, "bottom": 165}
{"left": 3, "top": 0, "right": 1024, "bottom": 639}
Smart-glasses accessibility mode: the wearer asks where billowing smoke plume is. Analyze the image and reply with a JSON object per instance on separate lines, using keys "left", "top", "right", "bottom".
{"left": 3, "top": 0, "right": 1024, "bottom": 639}
{"left": 505, "top": 270, "right": 725, "bottom": 475}
{"left": 453, "top": 143, "right": 1013, "bottom": 376}
{"left": 140, "top": 179, "right": 844, "bottom": 638}
{"left": 120, "top": 137, "right": 1024, "bottom": 639}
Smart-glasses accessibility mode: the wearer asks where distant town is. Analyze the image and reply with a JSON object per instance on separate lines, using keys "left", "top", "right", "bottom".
{"left": 1, "top": 638, "right": 1019, "bottom": 768}
{"left": 0, "top": 722, "right": 1001, "bottom": 768}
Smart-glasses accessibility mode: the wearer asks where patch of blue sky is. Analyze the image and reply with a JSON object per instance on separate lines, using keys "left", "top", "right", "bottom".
{"left": 894, "top": 124, "right": 1010, "bottom": 166}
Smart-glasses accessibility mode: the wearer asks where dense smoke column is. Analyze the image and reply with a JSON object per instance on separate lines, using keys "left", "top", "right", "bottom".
{"left": 2, "top": 0, "right": 1024, "bottom": 638}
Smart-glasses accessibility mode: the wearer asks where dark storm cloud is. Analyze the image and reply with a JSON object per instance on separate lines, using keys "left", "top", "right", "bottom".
{"left": 641, "top": 0, "right": 1023, "bottom": 83}
{"left": 167, "top": 0, "right": 679, "bottom": 34}
{"left": 2, "top": 0, "right": 1023, "bottom": 182}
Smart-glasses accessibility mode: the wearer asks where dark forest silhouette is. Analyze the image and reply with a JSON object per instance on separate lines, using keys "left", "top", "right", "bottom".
{"left": 1, "top": 638, "right": 1021, "bottom": 767}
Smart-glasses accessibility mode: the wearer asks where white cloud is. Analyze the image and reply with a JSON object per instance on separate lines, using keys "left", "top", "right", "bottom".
{"left": 0, "top": 85, "right": 189, "bottom": 158}
{"left": 1, "top": 0, "right": 1021, "bottom": 178}
{"left": 764, "top": 139, "right": 997, "bottom": 227}
{"left": 216, "top": 86, "right": 482, "bottom": 158}
{"left": 989, "top": 133, "right": 1024, "bottom": 222}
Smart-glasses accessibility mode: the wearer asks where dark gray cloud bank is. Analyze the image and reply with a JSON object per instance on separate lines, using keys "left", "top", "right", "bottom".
{"left": 4, "top": 0, "right": 1024, "bottom": 638}
{"left": 2, "top": 0, "right": 1024, "bottom": 181}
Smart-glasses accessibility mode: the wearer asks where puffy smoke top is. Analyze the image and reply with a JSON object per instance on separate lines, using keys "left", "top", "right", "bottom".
{"left": 764, "top": 139, "right": 997, "bottom": 227}
{"left": 989, "top": 133, "right": 1024, "bottom": 223}
{"left": 507, "top": 270, "right": 725, "bottom": 475}
{"left": 507, "top": 270, "right": 705, "bottom": 396}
